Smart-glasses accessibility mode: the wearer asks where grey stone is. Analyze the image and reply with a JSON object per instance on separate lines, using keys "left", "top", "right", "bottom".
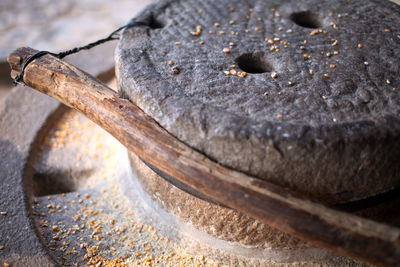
{"left": 0, "top": 0, "right": 154, "bottom": 61}
{"left": 0, "top": 40, "right": 117, "bottom": 267}
{"left": 116, "top": 0, "right": 400, "bottom": 204}
{"left": 0, "top": 86, "right": 60, "bottom": 266}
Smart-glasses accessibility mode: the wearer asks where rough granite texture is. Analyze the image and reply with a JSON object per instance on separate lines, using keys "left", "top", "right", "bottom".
{"left": 116, "top": 0, "right": 400, "bottom": 203}
{"left": 127, "top": 152, "right": 366, "bottom": 266}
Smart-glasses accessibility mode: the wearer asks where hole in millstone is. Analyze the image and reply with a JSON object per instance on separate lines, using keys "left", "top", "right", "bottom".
{"left": 290, "top": 11, "right": 322, "bottom": 29}
{"left": 236, "top": 53, "right": 273, "bottom": 74}
{"left": 148, "top": 14, "right": 164, "bottom": 29}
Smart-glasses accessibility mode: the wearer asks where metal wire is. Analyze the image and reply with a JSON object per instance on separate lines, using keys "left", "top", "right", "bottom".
{"left": 13, "top": 20, "right": 148, "bottom": 86}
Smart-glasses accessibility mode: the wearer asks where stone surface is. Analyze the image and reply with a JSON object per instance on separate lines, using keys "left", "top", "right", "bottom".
{"left": 0, "top": 0, "right": 153, "bottom": 61}
{"left": 0, "top": 0, "right": 154, "bottom": 105}
{"left": 116, "top": 0, "right": 400, "bottom": 203}
{"left": 0, "top": 87, "right": 60, "bottom": 267}
{"left": 0, "top": 35, "right": 123, "bottom": 267}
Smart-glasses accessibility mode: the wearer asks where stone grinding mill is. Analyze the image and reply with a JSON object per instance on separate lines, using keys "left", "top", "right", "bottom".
{"left": 3, "top": 0, "right": 400, "bottom": 266}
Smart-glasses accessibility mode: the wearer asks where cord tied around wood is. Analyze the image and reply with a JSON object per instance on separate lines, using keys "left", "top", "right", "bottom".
{"left": 12, "top": 20, "right": 148, "bottom": 86}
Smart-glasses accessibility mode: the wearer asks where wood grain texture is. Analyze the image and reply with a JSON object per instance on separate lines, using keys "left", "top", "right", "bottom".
{"left": 8, "top": 47, "right": 400, "bottom": 266}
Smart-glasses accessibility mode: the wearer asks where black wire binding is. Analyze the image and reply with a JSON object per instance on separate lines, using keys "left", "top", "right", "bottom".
{"left": 13, "top": 20, "right": 148, "bottom": 86}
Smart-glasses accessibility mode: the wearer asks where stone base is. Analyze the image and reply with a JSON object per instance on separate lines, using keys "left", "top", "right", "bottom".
{"left": 127, "top": 152, "right": 366, "bottom": 266}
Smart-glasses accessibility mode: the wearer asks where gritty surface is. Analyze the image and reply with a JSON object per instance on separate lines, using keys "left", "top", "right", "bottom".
{"left": 117, "top": 0, "right": 400, "bottom": 203}
{"left": 29, "top": 110, "right": 221, "bottom": 266}
{"left": 0, "top": 0, "right": 155, "bottom": 104}
{"left": 29, "top": 108, "right": 363, "bottom": 267}
{"left": 0, "top": 0, "right": 154, "bottom": 61}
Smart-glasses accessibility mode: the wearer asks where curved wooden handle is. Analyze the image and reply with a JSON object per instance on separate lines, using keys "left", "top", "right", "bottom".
{"left": 8, "top": 47, "right": 400, "bottom": 266}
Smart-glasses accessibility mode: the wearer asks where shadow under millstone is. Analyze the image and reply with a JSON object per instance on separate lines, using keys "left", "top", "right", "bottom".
{"left": 33, "top": 169, "right": 95, "bottom": 197}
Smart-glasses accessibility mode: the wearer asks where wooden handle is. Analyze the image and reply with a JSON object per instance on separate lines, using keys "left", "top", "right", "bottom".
{"left": 8, "top": 47, "right": 400, "bottom": 266}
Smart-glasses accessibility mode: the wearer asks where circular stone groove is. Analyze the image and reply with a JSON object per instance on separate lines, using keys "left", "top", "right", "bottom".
{"left": 116, "top": 0, "right": 400, "bottom": 203}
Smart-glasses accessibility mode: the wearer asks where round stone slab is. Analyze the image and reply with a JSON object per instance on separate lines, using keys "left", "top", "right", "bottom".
{"left": 116, "top": 0, "right": 400, "bottom": 204}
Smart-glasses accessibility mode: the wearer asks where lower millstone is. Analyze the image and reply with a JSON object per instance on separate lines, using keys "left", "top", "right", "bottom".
{"left": 127, "top": 152, "right": 365, "bottom": 265}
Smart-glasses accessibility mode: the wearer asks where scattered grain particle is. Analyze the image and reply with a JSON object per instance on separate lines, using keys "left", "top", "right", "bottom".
{"left": 358, "top": 43, "right": 363, "bottom": 48}
{"left": 286, "top": 29, "right": 293, "bottom": 33}
{"left": 384, "top": 28, "right": 391, "bottom": 33}
{"left": 223, "top": 47, "right": 231, "bottom": 54}
{"left": 4, "top": 263, "right": 10, "bottom": 267}
{"left": 277, "top": 114, "right": 283, "bottom": 119}
{"left": 84, "top": 193, "right": 90, "bottom": 199}
{"left": 229, "top": 69, "right": 237, "bottom": 75}
{"left": 229, "top": 20, "right": 235, "bottom": 25}
{"left": 218, "top": 30, "right": 224, "bottom": 35}
{"left": 214, "top": 22, "right": 220, "bottom": 27}
{"left": 249, "top": 8, "right": 254, "bottom": 13}
{"left": 230, "top": 7, "right": 235, "bottom": 12}
{"left": 199, "top": 41, "right": 204, "bottom": 45}
{"left": 199, "top": 9, "right": 203, "bottom": 14}
{"left": 172, "top": 67, "right": 180, "bottom": 74}
{"left": 329, "top": 64, "right": 336, "bottom": 69}
{"left": 264, "top": 92, "right": 269, "bottom": 96}
{"left": 333, "top": 50, "right": 339, "bottom": 55}
{"left": 329, "top": 12, "right": 333, "bottom": 17}
{"left": 168, "top": 60, "right": 174, "bottom": 66}
{"left": 331, "top": 39, "right": 338, "bottom": 46}
{"left": 322, "top": 96, "right": 328, "bottom": 100}
{"left": 175, "top": 41, "right": 181, "bottom": 46}
{"left": 0, "top": 246, "right": 4, "bottom": 250}
{"left": 323, "top": 74, "right": 329, "bottom": 78}
{"left": 237, "top": 72, "right": 247, "bottom": 78}
{"left": 386, "top": 79, "right": 391, "bottom": 84}
{"left": 364, "top": 61, "right": 369, "bottom": 65}
{"left": 337, "top": 14, "right": 342, "bottom": 18}
{"left": 254, "top": 27, "right": 260, "bottom": 32}
{"left": 271, "top": 72, "right": 278, "bottom": 79}
{"left": 52, "top": 225, "right": 60, "bottom": 232}
{"left": 309, "top": 69, "right": 313, "bottom": 75}
{"left": 0, "top": 212, "right": 7, "bottom": 216}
